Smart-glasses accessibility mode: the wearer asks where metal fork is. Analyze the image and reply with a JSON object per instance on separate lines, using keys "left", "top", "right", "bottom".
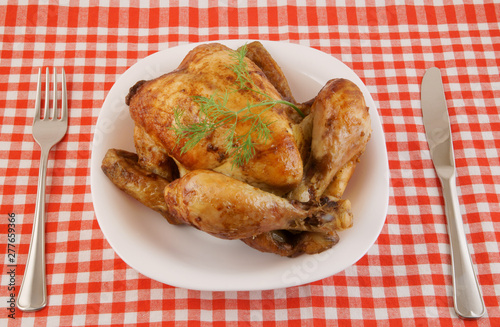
{"left": 17, "top": 68, "right": 68, "bottom": 311}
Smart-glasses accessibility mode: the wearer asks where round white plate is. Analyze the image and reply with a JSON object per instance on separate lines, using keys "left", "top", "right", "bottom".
{"left": 90, "top": 40, "right": 389, "bottom": 291}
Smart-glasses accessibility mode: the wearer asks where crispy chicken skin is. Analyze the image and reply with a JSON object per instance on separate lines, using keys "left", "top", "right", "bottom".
{"left": 101, "top": 149, "right": 183, "bottom": 225}
{"left": 126, "top": 43, "right": 303, "bottom": 194}
{"left": 289, "top": 78, "right": 371, "bottom": 202}
{"left": 163, "top": 169, "right": 352, "bottom": 240}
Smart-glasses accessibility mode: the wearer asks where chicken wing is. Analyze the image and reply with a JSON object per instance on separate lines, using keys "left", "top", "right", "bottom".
{"left": 101, "top": 148, "right": 183, "bottom": 225}
{"left": 241, "top": 41, "right": 312, "bottom": 122}
{"left": 241, "top": 230, "right": 339, "bottom": 258}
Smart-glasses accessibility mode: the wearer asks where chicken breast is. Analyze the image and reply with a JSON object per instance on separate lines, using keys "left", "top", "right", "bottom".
{"left": 126, "top": 43, "right": 303, "bottom": 195}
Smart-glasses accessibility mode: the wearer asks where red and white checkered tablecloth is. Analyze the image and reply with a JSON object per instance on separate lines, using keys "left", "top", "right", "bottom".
{"left": 1, "top": 1, "right": 499, "bottom": 326}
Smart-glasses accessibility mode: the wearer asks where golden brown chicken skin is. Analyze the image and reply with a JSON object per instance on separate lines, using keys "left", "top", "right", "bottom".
{"left": 101, "top": 149, "right": 183, "bottom": 225}
{"left": 163, "top": 169, "right": 352, "bottom": 240}
{"left": 290, "top": 78, "right": 371, "bottom": 202}
{"left": 126, "top": 43, "right": 303, "bottom": 195}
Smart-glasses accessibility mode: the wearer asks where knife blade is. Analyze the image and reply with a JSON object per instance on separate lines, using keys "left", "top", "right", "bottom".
{"left": 421, "top": 67, "right": 485, "bottom": 319}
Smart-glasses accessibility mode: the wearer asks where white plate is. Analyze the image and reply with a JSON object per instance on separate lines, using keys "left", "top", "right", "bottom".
{"left": 90, "top": 40, "right": 389, "bottom": 291}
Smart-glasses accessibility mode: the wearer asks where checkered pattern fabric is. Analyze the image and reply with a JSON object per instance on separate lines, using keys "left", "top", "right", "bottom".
{"left": 1, "top": 1, "right": 499, "bottom": 326}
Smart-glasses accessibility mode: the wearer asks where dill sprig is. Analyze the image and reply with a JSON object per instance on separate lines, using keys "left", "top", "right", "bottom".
{"left": 172, "top": 44, "right": 303, "bottom": 167}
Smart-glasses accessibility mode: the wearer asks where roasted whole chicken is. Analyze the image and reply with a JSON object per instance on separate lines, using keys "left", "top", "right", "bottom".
{"left": 102, "top": 41, "right": 371, "bottom": 257}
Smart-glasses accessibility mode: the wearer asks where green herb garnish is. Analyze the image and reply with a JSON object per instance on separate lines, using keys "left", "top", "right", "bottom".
{"left": 172, "top": 44, "right": 304, "bottom": 167}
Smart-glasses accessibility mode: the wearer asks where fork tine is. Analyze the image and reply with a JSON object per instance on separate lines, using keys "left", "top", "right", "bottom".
{"left": 44, "top": 67, "right": 50, "bottom": 120}
{"left": 52, "top": 67, "right": 58, "bottom": 120}
{"left": 60, "top": 68, "right": 68, "bottom": 122}
{"left": 34, "top": 68, "right": 42, "bottom": 120}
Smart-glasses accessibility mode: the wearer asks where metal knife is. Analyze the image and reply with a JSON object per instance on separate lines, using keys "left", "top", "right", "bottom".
{"left": 421, "top": 67, "right": 485, "bottom": 319}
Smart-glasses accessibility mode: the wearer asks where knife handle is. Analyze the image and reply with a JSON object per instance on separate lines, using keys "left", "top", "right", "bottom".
{"left": 441, "top": 175, "right": 485, "bottom": 319}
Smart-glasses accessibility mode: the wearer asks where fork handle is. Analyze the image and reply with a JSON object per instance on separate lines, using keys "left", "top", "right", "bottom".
{"left": 441, "top": 175, "right": 485, "bottom": 319}
{"left": 17, "top": 147, "right": 50, "bottom": 311}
